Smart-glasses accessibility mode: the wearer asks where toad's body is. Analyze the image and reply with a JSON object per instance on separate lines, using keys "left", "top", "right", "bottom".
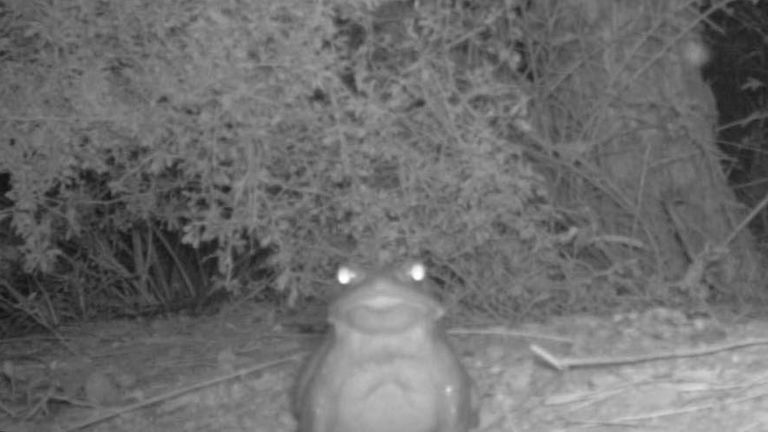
{"left": 293, "top": 262, "right": 476, "bottom": 432}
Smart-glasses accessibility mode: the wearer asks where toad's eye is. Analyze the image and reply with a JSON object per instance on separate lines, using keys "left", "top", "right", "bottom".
{"left": 406, "top": 262, "right": 426, "bottom": 282}
{"left": 337, "top": 266, "right": 361, "bottom": 285}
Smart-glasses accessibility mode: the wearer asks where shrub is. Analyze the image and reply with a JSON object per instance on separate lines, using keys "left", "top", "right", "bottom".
{"left": 0, "top": 0, "right": 583, "bottom": 325}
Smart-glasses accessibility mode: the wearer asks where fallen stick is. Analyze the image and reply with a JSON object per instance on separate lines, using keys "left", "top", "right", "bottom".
{"left": 59, "top": 353, "right": 303, "bottom": 432}
{"left": 531, "top": 338, "right": 768, "bottom": 371}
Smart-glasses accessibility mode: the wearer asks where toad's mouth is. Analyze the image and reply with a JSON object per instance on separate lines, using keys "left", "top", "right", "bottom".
{"left": 340, "top": 296, "right": 436, "bottom": 334}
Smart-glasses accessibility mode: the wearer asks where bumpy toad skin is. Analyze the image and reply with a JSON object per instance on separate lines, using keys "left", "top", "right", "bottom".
{"left": 294, "top": 262, "right": 476, "bottom": 432}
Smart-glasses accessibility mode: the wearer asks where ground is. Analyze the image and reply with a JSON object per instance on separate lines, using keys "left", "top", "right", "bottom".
{"left": 2, "top": 303, "right": 768, "bottom": 432}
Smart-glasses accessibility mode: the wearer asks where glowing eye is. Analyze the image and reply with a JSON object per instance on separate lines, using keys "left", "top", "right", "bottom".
{"left": 408, "top": 262, "right": 426, "bottom": 281}
{"left": 337, "top": 266, "right": 357, "bottom": 285}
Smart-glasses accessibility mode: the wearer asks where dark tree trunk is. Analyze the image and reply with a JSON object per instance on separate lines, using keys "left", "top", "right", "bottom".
{"left": 530, "top": 0, "right": 762, "bottom": 300}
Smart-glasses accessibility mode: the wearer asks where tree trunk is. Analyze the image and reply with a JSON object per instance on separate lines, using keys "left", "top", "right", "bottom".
{"left": 530, "top": 0, "right": 762, "bottom": 300}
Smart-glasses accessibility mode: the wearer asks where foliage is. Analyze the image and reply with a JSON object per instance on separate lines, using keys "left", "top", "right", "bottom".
{"left": 5, "top": 0, "right": 737, "bottom": 329}
{"left": 0, "top": 0, "right": 569, "bottom": 325}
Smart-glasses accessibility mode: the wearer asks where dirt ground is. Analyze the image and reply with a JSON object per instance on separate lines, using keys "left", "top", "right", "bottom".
{"left": 2, "top": 302, "right": 768, "bottom": 432}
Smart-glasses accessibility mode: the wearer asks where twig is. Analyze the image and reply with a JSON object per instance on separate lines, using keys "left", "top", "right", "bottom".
{"left": 448, "top": 326, "right": 573, "bottom": 344}
{"left": 722, "top": 190, "right": 768, "bottom": 248}
{"left": 531, "top": 338, "right": 768, "bottom": 371}
{"left": 60, "top": 353, "right": 303, "bottom": 432}
{"left": 675, "top": 190, "right": 768, "bottom": 298}
{"left": 608, "top": 389, "right": 768, "bottom": 423}
{"left": 23, "top": 384, "right": 56, "bottom": 420}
